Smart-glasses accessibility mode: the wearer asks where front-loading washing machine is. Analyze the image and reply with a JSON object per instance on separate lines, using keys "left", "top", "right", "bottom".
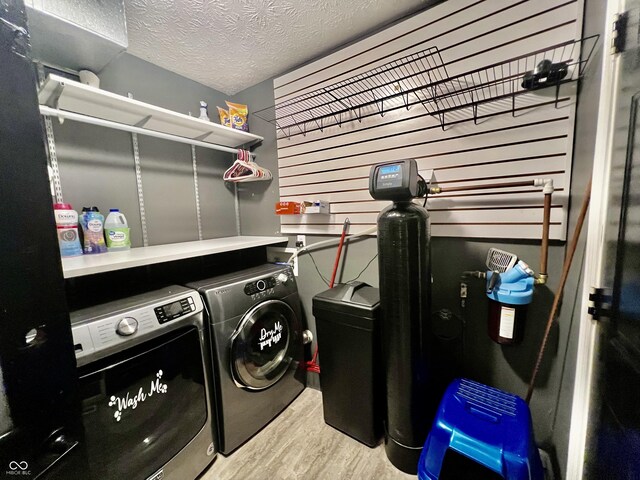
{"left": 188, "top": 264, "right": 306, "bottom": 454}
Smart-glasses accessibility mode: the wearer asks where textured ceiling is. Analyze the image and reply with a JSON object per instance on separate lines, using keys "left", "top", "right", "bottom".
{"left": 124, "top": 0, "right": 429, "bottom": 95}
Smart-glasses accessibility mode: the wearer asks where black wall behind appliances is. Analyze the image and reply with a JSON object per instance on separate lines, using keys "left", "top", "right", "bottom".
{"left": 0, "top": 0, "right": 79, "bottom": 475}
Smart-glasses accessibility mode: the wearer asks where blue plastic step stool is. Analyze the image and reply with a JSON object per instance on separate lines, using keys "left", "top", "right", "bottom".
{"left": 418, "top": 378, "right": 544, "bottom": 480}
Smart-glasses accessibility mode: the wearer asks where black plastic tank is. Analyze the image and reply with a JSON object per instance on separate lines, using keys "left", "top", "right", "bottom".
{"left": 377, "top": 200, "right": 437, "bottom": 474}
{"left": 312, "top": 282, "right": 382, "bottom": 447}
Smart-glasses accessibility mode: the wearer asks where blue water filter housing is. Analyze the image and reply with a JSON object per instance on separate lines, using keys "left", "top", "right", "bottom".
{"left": 486, "top": 261, "right": 534, "bottom": 344}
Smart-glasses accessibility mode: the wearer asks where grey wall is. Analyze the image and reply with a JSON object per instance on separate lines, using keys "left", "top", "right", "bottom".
{"left": 233, "top": 78, "right": 281, "bottom": 237}
{"left": 53, "top": 52, "right": 237, "bottom": 246}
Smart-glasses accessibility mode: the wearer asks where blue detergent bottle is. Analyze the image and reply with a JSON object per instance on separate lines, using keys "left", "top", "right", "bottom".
{"left": 81, "top": 206, "right": 107, "bottom": 254}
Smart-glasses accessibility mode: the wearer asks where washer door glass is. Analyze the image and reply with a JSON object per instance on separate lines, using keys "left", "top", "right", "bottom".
{"left": 230, "top": 299, "right": 298, "bottom": 390}
{"left": 77, "top": 327, "right": 208, "bottom": 480}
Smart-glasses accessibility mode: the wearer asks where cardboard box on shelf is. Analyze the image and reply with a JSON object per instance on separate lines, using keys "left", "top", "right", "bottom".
{"left": 275, "top": 200, "right": 329, "bottom": 215}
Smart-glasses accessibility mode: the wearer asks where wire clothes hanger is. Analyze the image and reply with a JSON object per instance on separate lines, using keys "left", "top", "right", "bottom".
{"left": 223, "top": 149, "right": 272, "bottom": 183}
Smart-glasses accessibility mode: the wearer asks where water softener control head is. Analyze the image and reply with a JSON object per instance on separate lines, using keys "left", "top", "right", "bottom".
{"left": 369, "top": 159, "right": 426, "bottom": 201}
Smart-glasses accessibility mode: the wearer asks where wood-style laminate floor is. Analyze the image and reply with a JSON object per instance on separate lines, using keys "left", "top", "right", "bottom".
{"left": 200, "top": 388, "right": 415, "bottom": 480}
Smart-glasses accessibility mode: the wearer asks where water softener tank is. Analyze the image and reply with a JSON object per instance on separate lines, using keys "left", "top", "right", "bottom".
{"left": 369, "top": 160, "right": 437, "bottom": 473}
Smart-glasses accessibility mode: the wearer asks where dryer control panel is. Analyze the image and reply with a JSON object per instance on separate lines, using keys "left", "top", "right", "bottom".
{"left": 243, "top": 270, "right": 293, "bottom": 298}
{"left": 244, "top": 276, "right": 277, "bottom": 295}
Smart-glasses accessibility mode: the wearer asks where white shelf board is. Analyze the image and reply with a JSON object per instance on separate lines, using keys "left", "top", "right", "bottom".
{"left": 39, "top": 74, "right": 263, "bottom": 149}
{"left": 62, "top": 236, "right": 286, "bottom": 278}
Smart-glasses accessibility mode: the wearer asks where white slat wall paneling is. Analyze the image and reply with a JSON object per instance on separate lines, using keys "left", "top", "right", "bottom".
{"left": 264, "top": 0, "right": 593, "bottom": 239}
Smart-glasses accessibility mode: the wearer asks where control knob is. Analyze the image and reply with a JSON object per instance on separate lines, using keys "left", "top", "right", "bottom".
{"left": 277, "top": 273, "right": 290, "bottom": 284}
{"left": 116, "top": 317, "right": 138, "bottom": 336}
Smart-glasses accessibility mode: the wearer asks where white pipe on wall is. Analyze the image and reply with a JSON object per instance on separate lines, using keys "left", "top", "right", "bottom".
{"left": 287, "top": 226, "right": 378, "bottom": 265}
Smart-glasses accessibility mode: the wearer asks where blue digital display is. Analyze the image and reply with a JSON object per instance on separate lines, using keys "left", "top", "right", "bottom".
{"left": 380, "top": 165, "right": 401, "bottom": 174}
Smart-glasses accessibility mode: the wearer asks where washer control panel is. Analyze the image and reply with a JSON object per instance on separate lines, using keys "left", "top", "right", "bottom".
{"left": 70, "top": 287, "right": 204, "bottom": 367}
{"left": 154, "top": 296, "right": 196, "bottom": 324}
{"left": 116, "top": 317, "right": 138, "bottom": 336}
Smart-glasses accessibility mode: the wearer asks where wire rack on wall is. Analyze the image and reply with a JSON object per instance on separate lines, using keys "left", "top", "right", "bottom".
{"left": 254, "top": 35, "right": 599, "bottom": 139}
{"left": 255, "top": 47, "right": 451, "bottom": 138}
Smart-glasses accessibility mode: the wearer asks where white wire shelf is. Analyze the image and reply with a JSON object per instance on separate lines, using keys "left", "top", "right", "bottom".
{"left": 39, "top": 74, "right": 263, "bottom": 150}
{"left": 255, "top": 35, "right": 599, "bottom": 138}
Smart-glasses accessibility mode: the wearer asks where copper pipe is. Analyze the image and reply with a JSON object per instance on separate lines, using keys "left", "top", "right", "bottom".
{"left": 435, "top": 180, "right": 534, "bottom": 193}
{"left": 525, "top": 177, "right": 592, "bottom": 404}
{"left": 540, "top": 193, "right": 552, "bottom": 277}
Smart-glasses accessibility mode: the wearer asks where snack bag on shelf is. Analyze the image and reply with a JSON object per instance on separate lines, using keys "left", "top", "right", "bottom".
{"left": 226, "top": 101, "right": 249, "bottom": 132}
{"left": 217, "top": 107, "right": 231, "bottom": 127}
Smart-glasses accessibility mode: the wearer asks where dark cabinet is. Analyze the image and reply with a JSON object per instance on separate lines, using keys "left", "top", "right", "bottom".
{"left": 0, "top": 0, "right": 79, "bottom": 476}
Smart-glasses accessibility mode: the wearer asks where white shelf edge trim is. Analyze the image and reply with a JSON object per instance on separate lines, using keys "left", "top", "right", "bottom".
{"left": 40, "top": 106, "right": 257, "bottom": 157}
{"left": 61, "top": 236, "right": 286, "bottom": 278}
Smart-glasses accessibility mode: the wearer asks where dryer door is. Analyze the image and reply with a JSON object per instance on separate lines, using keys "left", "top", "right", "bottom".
{"left": 230, "top": 299, "right": 299, "bottom": 390}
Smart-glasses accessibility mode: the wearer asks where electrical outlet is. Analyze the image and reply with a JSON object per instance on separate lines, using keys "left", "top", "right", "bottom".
{"left": 296, "top": 235, "right": 306, "bottom": 248}
{"left": 460, "top": 282, "right": 468, "bottom": 309}
{"left": 266, "top": 247, "right": 298, "bottom": 276}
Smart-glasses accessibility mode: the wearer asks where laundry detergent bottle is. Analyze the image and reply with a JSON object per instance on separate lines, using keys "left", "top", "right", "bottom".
{"left": 81, "top": 206, "right": 107, "bottom": 254}
{"left": 104, "top": 209, "right": 131, "bottom": 251}
{"left": 53, "top": 203, "right": 83, "bottom": 257}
